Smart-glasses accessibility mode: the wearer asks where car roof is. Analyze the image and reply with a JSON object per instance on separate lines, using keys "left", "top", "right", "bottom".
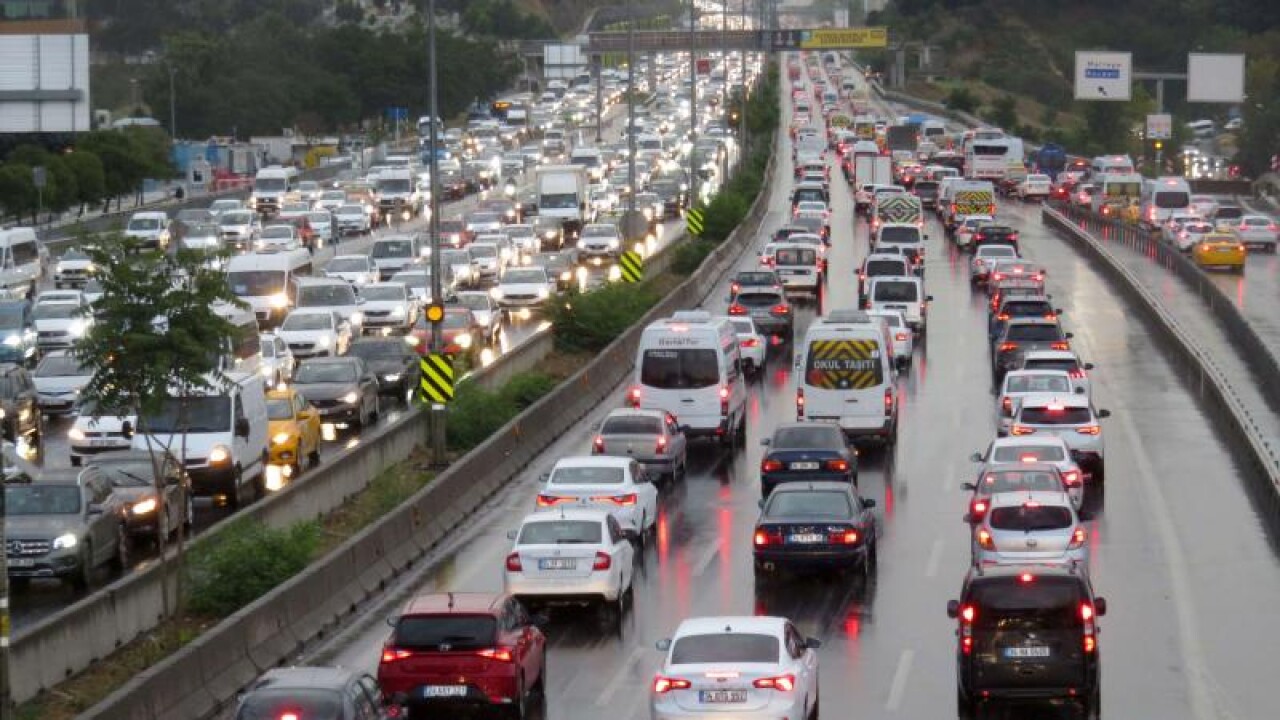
{"left": 674, "top": 615, "right": 788, "bottom": 638}
{"left": 604, "top": 407, "right": 668, "bottom": 420}
{"left": 1020, "top": 349, "right": 1077, "bottom": 360}
{"left": 554, "top": 455, "right": 632, "bottom": 469}
{"left": 1005, "top": 317, "right": 1059, "bottom": 327}
{"left": 991, "top": 435, "right": 1070, "bottom": 448}
{"left": 401, "top": 592, "right": 507, "bottom": 615}
{"left": 300, "top": 356, "right": 358, "bottom": 367}
{"left": 1017, "top": 392, "right": 1090, "bottom": 409}
{"left": 986, "top": 490, "right": 1075, "bottom": 508}
{"left": 520, "top": 508, "right": 611, "bottom": 524}
{"left": 980, "top": 461, "right": 1061, "bottom": 475}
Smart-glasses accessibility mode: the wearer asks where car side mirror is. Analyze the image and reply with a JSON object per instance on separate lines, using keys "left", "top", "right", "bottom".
{"left": 969, "top": 452, "right": 984, "bottom": 463}
{"left": 962, "top": 513, "right": 973, "bottom": 523}
{"left": 656, "top": 638, "right": 672, "bottom": 651}
{"left": 506, "top": 530, "right": 518, "bottom": 540}
{"left": 385, "top": 614, "right": 399, "bottom": 628}
{"left": 1096, "top": 409, "right": 1111, "bottom": 419}
{"left": 539, "top": 472, "right": 550, "bottom": 483}
{"left": 87, "top": 504, "right": 104, "bottom": 516}
{"left": 1065, "top": 332, "right": 1074, "bottom": 339}
{"left": 805, "top": 637, "right": 822, "bottom": 649}
{"left": 946, "top": 600, "right": 960, "bottom": 619}
{"left": 1094, "top": 597, "right": 1107, "bottom": 616}
{"left": 1083, "top": 363, "right": 1094, "bottom": 370}
{"left": 861, "top": 498, "right": 876, "bottom": 509}
{"left": 121, "top": 420, "right": 135, "bottom": 438}
{"left": 961, "top": 482, "right": 977, "bottom": 491}
{"left": 760, "top": 438, "right": 771, "bottom": 446}
{"left": 926, "top": 295, "right": 934, "bottom": 302}
{"left": 1056, "top": 308, "right": 1065, "bottom": 315}
{"left": 235, "top": 417, "right": 251, "bottom": 439}
{"left": 1074, "top": 386, "right": 1086, "bottom": 395}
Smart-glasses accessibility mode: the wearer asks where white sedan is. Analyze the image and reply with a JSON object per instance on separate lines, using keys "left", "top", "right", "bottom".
{"left": 954, "top": 214, "right": 994, "bottom": 248}
{"left": 325, "top": 255, "right": 378, "bottom": 286}
{"left": 536, "top": 456, "right": 659, "bottom": 539}
{"left": 491, "top": 267, "right": 554, "bottom": 308}
{"left": 651, "top": 616, "right": 821, "bottom": 720}
{"left": 1231, "top": 214, "right": 1278, "bottom": 252}
{"left": 503, "top": 509, "right": 635, "bottom": 612}
{"left": 728, "top": 316, "right": 765, "bottom": 375}
{"left": 277, "top": 309, "right": 352, "bottom": 359}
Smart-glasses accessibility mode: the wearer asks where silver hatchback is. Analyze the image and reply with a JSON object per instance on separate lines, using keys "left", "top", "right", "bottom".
{"left": 592, "top": 408, "right": 687, "bottom": 481}
{"left": 971, "top": 490, "right": 1087, "bottom": 568}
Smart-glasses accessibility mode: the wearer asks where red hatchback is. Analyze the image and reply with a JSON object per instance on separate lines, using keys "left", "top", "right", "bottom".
{"left": 378, "top": 592, "right": 546, "bottom": 719}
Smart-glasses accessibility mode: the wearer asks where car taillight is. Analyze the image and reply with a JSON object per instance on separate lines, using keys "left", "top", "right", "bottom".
{"left": 741, "top": 337, "right": 759, "bottom": 348}
{"left": 959, "top": 604, "right": 975, "bottom": 654}
{"left": 536, "top": 494, "right": 571, "bottom": 507}
{"left": 771, "top": 304, "right": 791, "bottom": 316}
{"left": 1010, "top": 425, "right": 1035, "bottom": 436}
{"left": 895, "top": 332, "right": 908, "bottom": 342}
{"left": 884, "top": 388, "right": 894, "bottom": 414}
{"left": 753, "top": 675, "right": 796, "bottom": 691}
{"left": 593, "top": 435, "right": 605, "bottom": 453}
{"left": 974, "top": 233, "right": 986, "bottom": 242}
{"left": 999, "top": 342, "right": 1018, "bottom": 352}
{"left": 380, "top": 647, "right": 413, "bottom": 663}
{"left": 1081, "top": 603, "right": 1097, "bottom": 653}
{"left": 655, "top": 435, "right": 668, "bottom": 455}
{"left": 825, "top": 459, "right": 850, "bottom": 472}
{"left": 653, "top": 676, "right": 692, "bottom": 694}
{"left": 996, "top": 313, "right": 1010, "bottom": 321}
{"left": 970, "top": 499, "right": 988, "bottom": 521}
{"left": 730, "top": 282, "right": 740, "bottom": 294}
{"left": 1001, "top": 397, "right": 1013, "bottom": 416}
{"left": 1062, "top": 469, "right": 1082, "bottom": 487}
{"left": 829, "top": 528, "right": 859, "bottom": 544}
{"left": 719, "top": 385, "right": 729, "bottom": 416}
{"left": 761, "top": 458, "right": 784, "bottom": 473}
{"left": 796, "top": 388, "right": 805, "bottom": 418}
{"left": 1050, "top": 341, "right": 1070, "bottom": 351}
{"left": 976, "top": 528, "right": 995, "bottom": 550}
{"left": 629, "top": 387, "right": 641, "bottom": 407}
{"left": 477, "top": 647, "right": 515, "bottom": 662}
{"left": 754, "top": 527, "right": 782, "bottom": 545}
{"left": 505, "top": 552, "right": 522, "bottom": 571}
{"left": 1068, "top": 527, "right": 1087, "bottom": 549}
{"left": 596, "top": 493, "right": 637, "bottom": 506}
{"left": 728, "top": 303, "right": 747, "bottom": 315}
{"left": 592, "top": 551, "right": 612, "bottom": 570}
{"left": 1076, "top": 424, "right": 1101, "bottom": 435}
{"left": 1067, "top": 368, "right": 1085, "bottom": 379}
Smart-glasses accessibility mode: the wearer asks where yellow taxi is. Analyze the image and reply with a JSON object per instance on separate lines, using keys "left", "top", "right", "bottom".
{"left": 1192, "top": 232, "right": 1246, "bottom": 273}
{"left": 266, "top": 388, "right": 322, "bottom": 477}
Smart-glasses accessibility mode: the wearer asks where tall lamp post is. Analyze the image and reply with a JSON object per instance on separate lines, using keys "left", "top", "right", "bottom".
{"left": 426, "top": 0, "right": 446, "bottom": 465}
{"left": 1, "top": 410, "right": 11, "bottom": 720}
{"left": 688, "top": 1, "right": 698, "bottom": 204}
{"left": 168, "top": 65, "right": 177, "bottom": 141}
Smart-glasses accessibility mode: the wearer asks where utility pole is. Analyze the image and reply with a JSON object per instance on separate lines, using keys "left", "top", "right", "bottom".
{"left": 689, "top": 1, "right": 699, "bottom": 204}
{"left": 626, "top": 0, "right": 637, "bottom": 216}
{"left": 594, "top": 55, "right": 604, "bottom": 144}
{"left": 168, "top": 65, "right": 177, "bottom": 141}
{"left": 1, "top": 413, "right": 11, "bottom": 720}
{"left": 740, "top": 0, "right": 749, "bottom": 153}
{"left": 427, "top": 0, "right": 446, "bottom": 466}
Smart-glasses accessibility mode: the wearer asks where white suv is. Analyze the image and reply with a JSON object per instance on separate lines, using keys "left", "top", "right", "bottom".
{"left": 124, "top": 211, "right": 171, "bottom": 250}
{"left": 1009, "top": 393, "right": 1111, "bottom": 483}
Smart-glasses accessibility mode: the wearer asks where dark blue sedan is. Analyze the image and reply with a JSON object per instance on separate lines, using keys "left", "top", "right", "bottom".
{"left": 759, "top": 421, "right": 857, "bottom": 496}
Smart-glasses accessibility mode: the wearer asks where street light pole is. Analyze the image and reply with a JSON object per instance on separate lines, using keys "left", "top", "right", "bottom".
{"left": 626, "top": 0, "right": 637, "bottom": 216}
{"left": 1, "top": 410, "right": 11, "bottom": 720}
{"left": 427, "top": 0, "right": 446, "bottom": 465}
{"left": 168, "top": 65, "right": 177, "bottom": 141}
{"left": 689, "top": 1, "right": 698, "bottom": 205}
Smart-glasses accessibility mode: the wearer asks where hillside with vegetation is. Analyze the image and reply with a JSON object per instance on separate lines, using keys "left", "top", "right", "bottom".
{"left": 871, "top": 0, "right": 1279, "bottom": 174}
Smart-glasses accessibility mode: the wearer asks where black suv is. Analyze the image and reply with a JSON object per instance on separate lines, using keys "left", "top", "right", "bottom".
{"left": 973, "top": 224, "right": 1020, "bottom": 251}
{"left": 947, "top": 562, "right": 1107, "bottom": 719}
{"left": 0, "top": 363, "right": 41, "bottom": 451}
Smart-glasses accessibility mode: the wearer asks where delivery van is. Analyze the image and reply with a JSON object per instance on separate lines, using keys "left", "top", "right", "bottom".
{"left": 794, "top": 309, "right": 898, "bottom": 444}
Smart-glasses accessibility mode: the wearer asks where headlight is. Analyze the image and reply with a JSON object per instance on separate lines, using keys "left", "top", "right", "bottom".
{"left": 341, "top": 391, "right": 359, "bottom": 404}
{"left": 273, "top": 431, "right": 292, "bottom": 445}
{"left": 457, "top": 332, "right": 473, "bottom": 349}
{"left": 318, "top": 335, "right": 332, "bottom": 348}
{"left": 350, "top": 311, "right": 363, "bottom": 326}
{"left": 56, "top": 262, "right": 65, "bottom": 273}
{"left": 537, "top": 287, "right": 550, "bottom": 299}
{"left": 490, "top": 287, "right": 503, "bottom": 300}
{"left": 383, "top": 373, "right": 401, "bottom": 382}
{"left": 609, "top": 238, "right": 620, "bottom": 249}
{"left": 559, "top": 270, "right": 571, "bottom": 281}
{"left": 270, "top": 293, "right": 289, "bottom": 309}
{"left": 131, "top": 498, "right": 158, "bottom": 516}
{"left": 209, "top": 445, "right": 231, "bottom": 464}
{"left": 67, "top": 320, "right": 87, "bottom": 337}
{"left": 261, "top": 365, "right": 274, "bottom": 378}
{"left": 391, "top": 305, "right": 406, "bottom": 317}
{"left": 53, "top": 532, "right": 78, "bottom": 550}
{"left": 2, "top": 334, "right": 20, "bottom": 347}
{"left": 544, "top": 230, "right": 557, "bottom": 239}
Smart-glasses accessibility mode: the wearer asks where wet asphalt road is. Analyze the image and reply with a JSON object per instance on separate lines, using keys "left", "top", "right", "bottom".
{"left": 206, "top": 64, "right": 1280, "bottom": 720}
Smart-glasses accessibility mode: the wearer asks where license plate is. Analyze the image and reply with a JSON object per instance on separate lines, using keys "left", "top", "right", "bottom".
{"left": 9, "top": 558, "right": 34, "bottom": 568}
{"left": 538, "top": 558, "right": 576, "bottom": 570}
{"left": 1004, "top": 646, "right": 1051, "bottom": 658}
{"left": 789, "top": 533, "right": 824, "bottom": 543}
{"left": 420, "top": 685, "right": 468, "bottom": 698}
{"left": 1215, "top": 247, "right": 1234, "bottom": 254}
{"left": 88, "top": 438, "right": 119, "bottom": 447}
{"left": 700, "top": 690, "right": 748, "bottom": 703}
{"left": 790, "top": 461, "right": 819, "bottom": 470}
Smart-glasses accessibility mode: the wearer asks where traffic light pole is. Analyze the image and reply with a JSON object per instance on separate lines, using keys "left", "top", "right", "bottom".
{"left": 689, "top": 2, "right": 698, "bottom": 204}
{"left": 626, "top": 0, "right": 637, "bottom": 216}
{"left": 427, "top": 0, "right": 447, "bottom": 467}
{"left": 1, "top": 416, "right": 11, "bottom": 719}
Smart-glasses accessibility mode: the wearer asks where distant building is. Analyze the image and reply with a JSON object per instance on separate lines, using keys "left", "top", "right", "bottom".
{"left": 0, "top": 0, "right": 91, "bottom": 135}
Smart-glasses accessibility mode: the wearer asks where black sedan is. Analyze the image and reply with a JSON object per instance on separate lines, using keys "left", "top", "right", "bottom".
{"left": 347, "top": 338, "right": 420, "bottom": 401}
{"left": 759, "top": 422, "right": 857, "bottom": 496}
{"left": 752, "top": 481, "right": 877, "bottom": 581}
{"left": 292, "top": 357, "right": 380, "bottom": 431}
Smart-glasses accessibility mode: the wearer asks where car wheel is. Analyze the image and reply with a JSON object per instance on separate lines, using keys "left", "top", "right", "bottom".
{"left": 508, "top": 678, "right": 528, "bottom": 720}
{"left": 111, "top": 525, "right": 131, "bottom": 571}
{"left": 308, "top": 444, "right": 321, "bottom": 468}
{"left": 184, "top": 494, "right": 194, "bottom": 531}
{"left": 956, "top": 689, "right": 975, "bottom": 720}
{"left": 226, "top": 466, "right": 245, "bottom": 510}
{"left": 158, "top": 506, "right": 171, "bottom": 543}
{"left": 71, "top": 543, "right": 92, "bottom": 591}
{"left": 809, "top": 695, "right": 820, "bottom": 720}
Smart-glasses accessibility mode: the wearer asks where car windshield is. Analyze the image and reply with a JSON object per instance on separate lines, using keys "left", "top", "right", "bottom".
{"left": 878, "top": 226, "right": 919, "bottom": 244}
{"left": 455, "top": 295, "right": 490, "bottom": 312}
{"left": 601, "top": 416, "right": 662, "bottom": 435}
{"left": 970, "top": 577, "right": 1082, "bottom": 631}
{"left": 266, "top": 398, "right": 294, "bottom": 420}
{"left": 348, "top": 341, "right": 403, "bottom": 359}
{"left": 5, "top": 485, "right": 81, "bottom": 515}
{"left": 766, "top": 490, "right": 853, "bottom": 517}
{"left": 298, "top": 285, "right": 355, "bottom": 306}
{"left": 873, "top": 282, "right": 918, "bottom": 302}
{"left": 468, "top": 213, "right": 501, "bottom": 225}
{"left": 979, "top": 470, "right": 1063, "bottom": 494}
{"left": 470, "top": 246, "right": 497, "bottom": 259}
{"left": 583, "top": 226, "right": 616, "bottom": 238}
{"left": 37, "top": 355, "right": 86, "bottom": 376}
{"left": 98, "top": 462, "right": 160, "bottom": 488}
{"left": 442, "top": 251, "right": 470, "bottom": 266}
{"left": 989, "top": 504, "right": 1073, "bottom": 531}
{"left": 228, "top": 271, "right": 284, "bottom": 296}
{"left": 671, "top": 633, "right": 779, "bottom": 664}
{"left": 220, "top": 212, "right": 253, "bottom": 225}
{"left": 361, "top": 286, "right": 405, "bottom": 302}
{"left": 1006, "top": 375, "right": 1072, "bottom": 394}
{"left": 128, "top": 218, "right": 162, "bottom": 231}
{"left": 337, "top": 204, "right": 365, "bottom": 215}
{"left": 143, "top": 396, "right": 231, "bottom": 434}
{"left": 518, "top": 520, "right": 603, "bottom": 545}
{"left": 61, "top": 249, "right": 90, "bottom": 261}
{"left": 327, "top": 258, "right": 368, "bottom": 273}
{"left": 0, "top": 305, "right": 24, "bottom": 328}
{"left": 394, "top": 615, "right": 496, "bottom": 651}
{"left": 992, "top": 445, "right": 1067, "bottom": 463}
{"left": 641, "top": 348, "right": 718, "bottom": 389}
{"left": 34, "top": 302, "right": 80, "bottom": 320}
{"left": 502, "top": 270, "right": 545, "bottom": 284}
{"left": 295, "top": 363, "right": 357, "bottom": 384}
{"left": 261, "top": 226, "right": 293, "bottom": 239}
{"left": 282, "top": 313, "right": 333, "bottom": 331}
{"left": 772, "top": 425, "right": 843, "bottom": 449}
{"left": 551, "top": 466, "right": 625, "bottom": 485}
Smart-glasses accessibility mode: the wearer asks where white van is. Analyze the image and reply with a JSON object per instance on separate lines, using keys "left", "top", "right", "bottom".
{"left": 632, "top": 311, "right": 747, "bottom": 444}
{"left": 369, "top": 234, "right": 424, "bottom": 280}
{"left": 570, "top": 147, "right": 606, "bottom": 183}
{"left": 0, "top": 227, "right": 44, "bottom": 298}
{"left": 226, "top": 249, "right": 314, "bottom": 327}
{"left": 866, "top": 275, "right": 931, "bottom": 333}
{"left": 1139, "top": 176, "right": 1192, "bottom": 229}
{"left": 133, "top": 372, "right": 269, "bottom": 508}
{"left": 250, "top": 165, "right": 298, "bottom": 214}
{"left": 794, "top": 309, "right": 898, "bottom": 443}
{"left": 213, "top": 302, "right": 263, "bottom": 378}
{"left": 770, "top": 243, "right": 823, "bottom": 294}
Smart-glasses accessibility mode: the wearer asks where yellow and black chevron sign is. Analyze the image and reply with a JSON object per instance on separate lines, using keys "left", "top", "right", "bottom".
{"left": 418, "top": 353, "right": 455, "bottom": 404}
{"left": 805, "top": 340, "right": 883, "bottom": 390}
{"left": 619, "top": 250, "right": 644, "bottom": 283}
{"left": 686, "top": 206, "right": 705, "bottom": 237}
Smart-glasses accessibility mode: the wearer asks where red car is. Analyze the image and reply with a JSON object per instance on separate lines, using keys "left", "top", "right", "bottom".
{"left": 408, "top": 308, "right": 482, "bottom": 359}
{"left": 378, "top": 592, "right": 546, "bottom": 719}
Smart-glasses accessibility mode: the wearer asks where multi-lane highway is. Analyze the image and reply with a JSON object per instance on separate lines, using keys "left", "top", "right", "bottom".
{"left": 210, "top": 63, "right": 1280, "bottom": 720}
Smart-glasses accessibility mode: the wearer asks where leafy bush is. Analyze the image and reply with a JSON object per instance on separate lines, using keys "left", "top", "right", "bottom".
{"left": 673, "top": 239, "right": 716, "bottom": 275}
{"left": 186, "top": 521, "right": 320, "bottom": 616}
{"left": 701, "top": 190, "right": 751, "bottom": 244}
{"left": 446, "top": 384, "right": 516, "bottom": 451}
{"left": 545, "top": 283, "right": 658, "bottom": 354}
{"left": 946, "top": 86, "right": 979, "bottom": 113}
{"left": 500, "top": 372, "right": 557, "bottom": 410}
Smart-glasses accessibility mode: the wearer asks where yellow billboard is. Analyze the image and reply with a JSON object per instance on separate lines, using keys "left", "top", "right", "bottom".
{"left": 799, "top": 27, "right": 888, "bottom": 50}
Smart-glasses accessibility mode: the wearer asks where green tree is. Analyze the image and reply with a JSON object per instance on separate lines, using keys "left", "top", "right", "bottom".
{"left": 63, "top": 150, "right": 108, "bottom": 214}
{"left": 988, "top": 95, "right": 1018, "bottom": 131}
{"left": 0, "top": 164, "right": 37, "bottom": 222}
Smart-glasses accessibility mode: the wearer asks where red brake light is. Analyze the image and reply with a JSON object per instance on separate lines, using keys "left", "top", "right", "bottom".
{"left": 536, "top": 494, "right": 571, "bottom": 507}
{"left": 477, "top": 647, "right": 514, "bottom": 662}
{"left": 1076, "top": 424, "right": 1101, "bottom": 435}
{"left": 740, "top": 337, "right": 759, "bottom": 348}
{"left": 895, "top": 332, "right": 908, "bottom": 342}
{"left": 1050, "top": 341, "right": 1071, "bottom": 351}
{"left": 999, "top": 342, "right": 1018, "bottom": 352}
{"left": 796, "top": 388, "right": 805, "bottom": 417}
{"left": 884, "top": 388, "right": 894, "bottom": 413}
{"left": 771, "top": 304, "right": 791, "bottom": 316}
{"left": 1063, "top": 469, "right": 1081, "bottom": 486}
{"left": 280, "top": 713, "right": 300, "bottom": 720}
{"left": 1001, "top": 397, "right": 1013, "bottom": 415}
{"left": 593, "top": 551, "right": 612, "bottom": 570}
{"left": 1080, "top": 603, "right": 1094, "bottom": 622}
{"left": 761, "top": 458, "right": 784, "bottom": 472}
{"left": 825, "top": 459, "right": 850, "bottom": 472}
{"left": 593, "top": 435, "right": 605, "bottom": 453}
{"left": 960, "top": 604, "right": 976, "bottom": 623}
{"left": 1010, "top": 425, "right": 1035, "bottom": 436}
{"left": 380, "top": 647, "right": 413, "bottom": 663}
{"left": 653, "top": 676, "right": 692, "bottom": 694}
{"left": 728, "top": 303, "right": 747, "bottom": 315}
{"left": 719, "top": 386, "right": 730, "bottom": 399}
{"left": 655, "top": 435, "right": 668, "bottom": 454}
{"left": 596, "top": 493, "right": 637, "bottom": 506}
{"left": 629, "top": 387, "right": 641, "bottom": 407}
{"left": 505, "top": 552, "right": 522, "bottom": 571}
{"left": 753, "top": 675, "right": 796, "bottom": 691}
{"left": 970, "top": 500, "right": 988, "bottom": 519}
{"left": 976, "top": 528, "right": 995, "bottom": 549}
{"left": 996, "top": 313, "right": 1010, "bottom": 321}
{"left": 754, "top": 528, "right": 782, "bottom": 546}
{"left": 830, "top": 529, "right": 859, "bottom": 544}
{"left": 1069, "top": 527, "right": 1087, "bottom": 549}
{"left": 730, "top": 282, "right": 741, "bottom": 294}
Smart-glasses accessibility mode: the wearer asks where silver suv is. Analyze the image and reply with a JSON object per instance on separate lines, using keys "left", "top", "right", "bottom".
{"left": 1009, "top": 393, "right": 1111, "bottom": 482}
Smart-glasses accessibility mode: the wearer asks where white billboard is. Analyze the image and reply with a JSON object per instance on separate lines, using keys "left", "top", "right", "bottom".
{"left": 1146, "top": 113, "right": 1172, "bottom": 140}
{"left": 1187, "top": 53, "right": 1245, "bottom": 104}
{"left": 0, "top": 33, "right": 91, "bottom": 133}
{"left": 1074, "top": 51, "right": 1132, "bottom": 101}
{"left": 543, "top": 43, "right": 586, "bottom": 81}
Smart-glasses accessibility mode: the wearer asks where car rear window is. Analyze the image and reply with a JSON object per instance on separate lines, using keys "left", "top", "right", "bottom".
{"left": 872, "top": 281, "right": 918, "bottom": 302}
{"left": 1005, "top": 375, "right": 1072, "bottom": 394}
{"left": 394, "top": 615, "right": 497, "bottom": 650}
{"left": 866, "top": 259, "right": 907, "bottom": 276}
{"left": 766, "top": 490, "right": 853, "bottom": 517}
{"left": 1003, "top": 301, "right": 1053, "bottom": 317}
{"left": 969, "top": 577, "right": 1082, "bottom": 630}
{"left": 1021, "top": 407, "right": 1092, "bottom": 425}
{"left": 551, "top": 466, "right": 625, "bottom": 484}
{"left": 671, "top": 633, "right": 780, "bottom": 664}
{"left": 518, "top": 520, "right": 603, "bottom": 545}
{"left": 804, "top": 339, "right": 883, "bottom": 388}
{"left": 992, "top": 445, "right": 1067, "bottom": 462}
{"left": 1022, "top": 359, "right": 1079, "bottom": 374}
{"left": 641, "top": 348, "right": 719, "bottom": 389}
{"left": 989, "top": 504, "right": 1073, "bottom": 531}
{"left": 776, "top": 248, "right": 817, "bottom": 266}
{"left": 772, "top": 425, "right": 844, "bottom": 449}
{"left": 1005, "top": 324, "right": 1063, "bottom": 341}
{"left": 878, "top": 226, "right": 919, "bottom": 244}
{"left": 979, "top": 470, "right": 1063, "bottom": 494}
{"left": 602, "top": 416, "right": 662, "bottom": 435}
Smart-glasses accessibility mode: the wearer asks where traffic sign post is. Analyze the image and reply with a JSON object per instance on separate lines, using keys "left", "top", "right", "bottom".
{"left": 418, "top": 354, "right": 455, "bottom": 405}
{"left": 686, "top": 206, "right": 705, "bottom": 237}
{"left": 586, "top": 27, "right": 889, "bottom": 54}
{"left": 1074, "top": 51, "right": 1132, "bottom": 101}
{"left": 767, "top": 27, "right": 888, "bottom": 50}
{"left": 619, "top": 250, "right": 644, "bottom": 283}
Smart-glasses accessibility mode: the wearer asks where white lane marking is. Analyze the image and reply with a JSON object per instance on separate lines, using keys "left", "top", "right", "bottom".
{"left": 692, "top": 539, "right": 721, "bottom": 577}
{"left": 595, "top": 644, "right": 647, "bottom": 706}
{"left": 923, "top": 537, "right": 944, "bottom": 578}
{"left": 885, "top": 648, "right": 915, "bottom": 712}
